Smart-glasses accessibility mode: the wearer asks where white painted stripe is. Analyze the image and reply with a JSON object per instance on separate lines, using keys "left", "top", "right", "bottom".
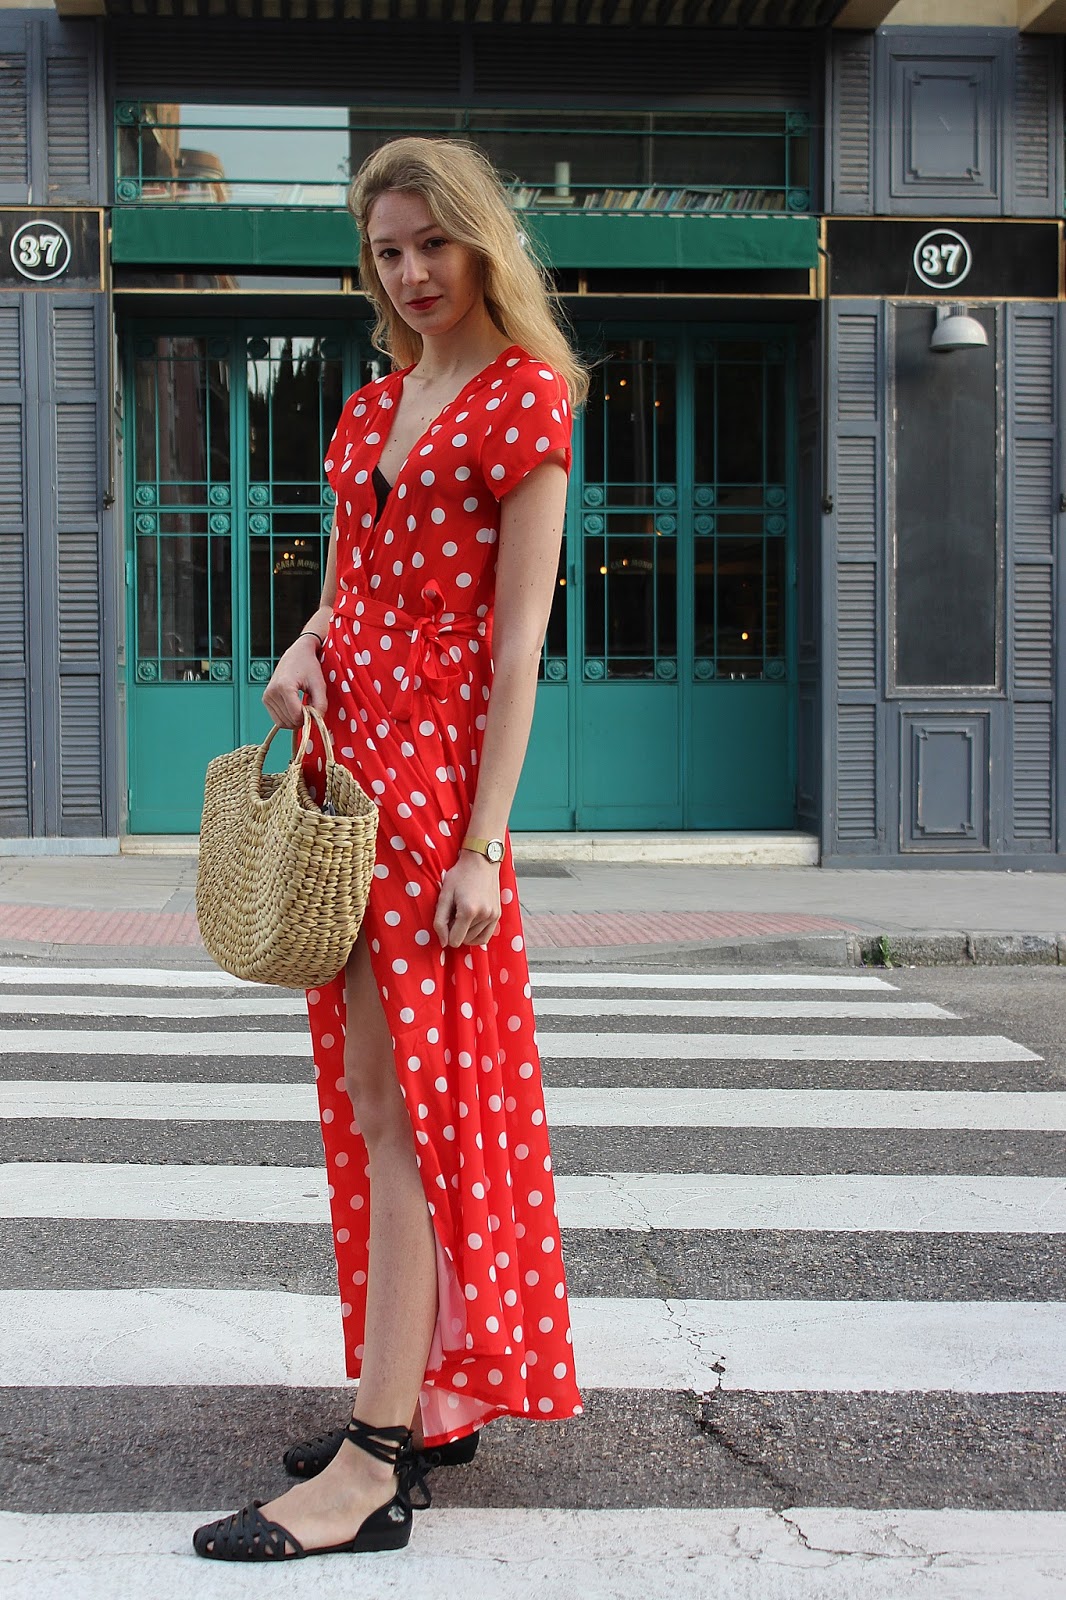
{"left": 531, "top": 971, "right": 899, "bottom": 992}
{"left": 0, "top": 995, "right": 308, "bottom": 1018}
{"left": 4, "top": 1509, "right": 1064, "bottom": 1600}
{"left": 5, "top": 1164, "right": 1063, "bottom": 1233}
{"left": 4, "top": 1081, "right": 1065, "bottom": 1131}
{"left": 2, "top": 1509, "right": 1064, "bottom": 1600}
{"left": 0, "top": 1289, "right": 1062, "bottom": 1392}
{"left": 0, "top": 993, "right": 948, "bottom": 1021}
{"left": 538, "top": 997, "right": 953, "bottom": 1020}
{"left": 0, "top": 1028, "right": 1036, "bottom": 1062}
{"left": 0, "top": 964, "right": 898, "bottom": 993}
{"left": 0, "top": 966, "right": 263, "bottom": 990}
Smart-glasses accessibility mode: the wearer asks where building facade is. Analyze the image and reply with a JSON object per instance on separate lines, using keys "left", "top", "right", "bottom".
{"left": 1, "top": 0, "right": 1064, "bottom": 864}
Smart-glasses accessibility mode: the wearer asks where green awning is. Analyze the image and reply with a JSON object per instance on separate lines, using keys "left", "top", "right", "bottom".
{"left": 530, "top": 210, "right": 818, "bottom": 270}
{"left": 111, "top": 206, "right": 818, "bottom": 274}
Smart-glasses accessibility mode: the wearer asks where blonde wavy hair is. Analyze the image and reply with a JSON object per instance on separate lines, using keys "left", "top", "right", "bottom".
{"left": 348, "top": 136, "right": 587, "bottom": 409}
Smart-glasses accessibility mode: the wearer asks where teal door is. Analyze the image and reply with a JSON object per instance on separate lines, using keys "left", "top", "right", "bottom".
{"left": 125, "top": 323, "right": 375, "bottom": 832}
{"left": 125, "top": 320, "right": 794, "bottom": 834}
{"left": 515, "top": 328, "right": 797, "bottom": 829}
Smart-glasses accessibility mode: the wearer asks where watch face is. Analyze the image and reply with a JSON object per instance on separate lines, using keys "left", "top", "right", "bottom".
{"left": 487, "top": 838, "right": 505, "bottom": 863}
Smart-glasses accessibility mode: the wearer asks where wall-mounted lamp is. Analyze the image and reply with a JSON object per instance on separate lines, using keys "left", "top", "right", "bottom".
{"left": 930, "top": 305, "right": 988, "bottom": 355}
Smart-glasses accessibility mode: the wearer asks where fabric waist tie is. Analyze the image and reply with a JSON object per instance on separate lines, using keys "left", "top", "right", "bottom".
{"left": 334, "top": 581, "right": 488, "bottom": 722}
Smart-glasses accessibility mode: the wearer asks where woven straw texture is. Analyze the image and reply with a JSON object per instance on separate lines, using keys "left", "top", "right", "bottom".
{"left": 196, "top": 708, "right": 378, "bottom": 988}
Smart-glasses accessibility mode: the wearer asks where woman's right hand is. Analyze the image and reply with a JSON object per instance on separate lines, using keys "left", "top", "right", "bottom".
{"left": 262, "top": 637, "right": 328, "bottom": 729}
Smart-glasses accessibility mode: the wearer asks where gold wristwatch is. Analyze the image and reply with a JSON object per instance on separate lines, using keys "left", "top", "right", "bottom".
{"left": 462, "top": 835, "right": 505, "bottom": 864}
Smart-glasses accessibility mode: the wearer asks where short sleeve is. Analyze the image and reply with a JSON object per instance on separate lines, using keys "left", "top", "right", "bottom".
{"left": 480, "top": 362, "right": 573, "bottom": 500}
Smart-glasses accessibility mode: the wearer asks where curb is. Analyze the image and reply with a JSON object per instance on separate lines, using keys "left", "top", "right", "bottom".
{"left": 851, "top": 931, "right": 1066, "bottom": 968}
{"left": 0, "top": 931, "right": 1062, "bottom": 970}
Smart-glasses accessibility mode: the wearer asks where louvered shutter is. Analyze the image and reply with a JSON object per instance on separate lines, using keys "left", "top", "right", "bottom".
{"left": 0, "top": 298, "right": 30, "bottom": 835}
{"left": 1006, "top": 307, "right": 1057, "bottom": 848}
{"left": 0, "top": 19, "right": 29, "bottom": 204}
{"left": 831, "top": 34, "right": 873, "bottom": 216}
{"left": 1009, "top": 38, "right": 1060, "bottom": 218}
{"left": 49, "top": 300, "right": 106, "bottom": 835}
{"left": 829, "top": 303, "right": 884, "bottom": 851}
{"left": 46, "top": 44, "right": 96, "bottom": 202}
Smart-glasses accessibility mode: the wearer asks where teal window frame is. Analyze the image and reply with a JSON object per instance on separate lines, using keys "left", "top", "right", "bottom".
{"left": 113, "top": 101, "right": 812, "bottom": 216}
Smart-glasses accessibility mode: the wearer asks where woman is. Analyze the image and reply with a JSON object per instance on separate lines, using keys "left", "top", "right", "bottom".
{"left": 193, "top": 136, "right": 587, "bottom": 1563}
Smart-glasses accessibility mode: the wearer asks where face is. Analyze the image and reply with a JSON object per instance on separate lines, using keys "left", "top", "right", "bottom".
{"left": 367, "top": 190, "right": 484, "bottom": 338}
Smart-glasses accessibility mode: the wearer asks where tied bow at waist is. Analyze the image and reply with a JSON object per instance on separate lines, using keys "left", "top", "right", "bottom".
{"left": 335, "top": 581, "right": 488, "bottom": 721}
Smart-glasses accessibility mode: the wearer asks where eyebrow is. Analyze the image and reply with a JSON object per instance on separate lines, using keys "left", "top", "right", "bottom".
{"left": 368, "top": 222, "right": 442, "bottom": 247}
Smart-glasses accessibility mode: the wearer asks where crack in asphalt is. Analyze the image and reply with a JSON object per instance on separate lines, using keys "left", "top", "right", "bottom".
{"left": 696, "top": 1391, "right": 799, "bottom": 1510}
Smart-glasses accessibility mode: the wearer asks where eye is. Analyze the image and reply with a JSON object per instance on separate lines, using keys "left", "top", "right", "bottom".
{"left": 425, "top": 236, "right": 448, "bottom": 250}
{"left": 376, "top": 247, "right": 399, "bottom": 261}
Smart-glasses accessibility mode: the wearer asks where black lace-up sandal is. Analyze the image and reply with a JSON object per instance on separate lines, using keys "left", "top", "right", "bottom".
{"left": 192, "top": 1418, "right": 432, "bottom": 1563}
{"left": 284, "top": 1422, "right": 479, "bottom": 1481}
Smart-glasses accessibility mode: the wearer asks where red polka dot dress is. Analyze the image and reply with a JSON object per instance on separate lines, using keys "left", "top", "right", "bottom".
{"left": 303, "top": 345, "right": 584, "bottom": 1447}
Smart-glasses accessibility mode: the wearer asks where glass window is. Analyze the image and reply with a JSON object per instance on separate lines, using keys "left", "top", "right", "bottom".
{"left": 116, "top": 103, "right": 809, "bottom": 213}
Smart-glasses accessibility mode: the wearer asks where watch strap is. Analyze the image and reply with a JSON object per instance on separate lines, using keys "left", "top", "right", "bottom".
{"left": 462, "top": 835, "right": 503, "bottom": 860}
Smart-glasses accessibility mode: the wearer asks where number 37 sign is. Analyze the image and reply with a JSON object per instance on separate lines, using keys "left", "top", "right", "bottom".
{"left": 0, "top": 210, "right": 103, "bottom": 291}
{"left": 913, "top": 229, "right": 973, "bottom": 289}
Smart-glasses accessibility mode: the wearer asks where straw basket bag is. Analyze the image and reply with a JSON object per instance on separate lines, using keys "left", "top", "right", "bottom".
{"left": 196, "top": 706, "right": 378, "bottom": 988}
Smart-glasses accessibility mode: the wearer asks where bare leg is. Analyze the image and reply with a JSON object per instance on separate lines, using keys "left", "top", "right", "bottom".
{"left": 260, "top": 937, "right": 439, "bottom": 1550}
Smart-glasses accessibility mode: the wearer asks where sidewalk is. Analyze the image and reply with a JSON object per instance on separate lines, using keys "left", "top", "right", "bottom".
{"left": 0, "top": 852, "right": 1062, "bottom": 966}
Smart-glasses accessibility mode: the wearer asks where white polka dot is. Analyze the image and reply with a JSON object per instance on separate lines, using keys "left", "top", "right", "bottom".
{"left": 442, "top": 541, "right": 458, "bottom": 557}
{"left": 467, "top": 1233, "right": 483, "bottom": 1250}
{"left": 536, "top": 435, "right": 550, "bottom": 452}
{"left": 490, "top": 464, "right": 506, "bottom": 481}
{"left": 487, "top": 1368, "right": 503, "bottom": 1385}
{"left": 431, "top": 508, "right": 446, "bottom": 524}
{"left": 452, "top": 433, "right": 467, "bottom": 447}
{"left": 421, "top": 469, "right": 435, "bottom": 485}
{"left": 505, "top": 427, "right": 519, "bottom": 443}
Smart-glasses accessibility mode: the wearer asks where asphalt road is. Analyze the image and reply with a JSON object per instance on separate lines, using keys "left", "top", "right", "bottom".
{"left": 0, "top": 957, "right": 1064, "bottom": 1598}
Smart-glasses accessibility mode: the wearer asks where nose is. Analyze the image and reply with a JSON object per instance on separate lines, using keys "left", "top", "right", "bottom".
{"left": 402, "top": 250, "right": 430, "bottom": 288}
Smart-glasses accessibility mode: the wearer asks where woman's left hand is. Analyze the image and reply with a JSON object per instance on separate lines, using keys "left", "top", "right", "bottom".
{"left": 433, "top": 853, "right": 502, "bottom": 948}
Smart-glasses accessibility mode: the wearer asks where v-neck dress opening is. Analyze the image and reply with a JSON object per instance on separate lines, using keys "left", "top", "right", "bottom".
{"left": 305, "top": 345, "right": 581, "bottom": 1448}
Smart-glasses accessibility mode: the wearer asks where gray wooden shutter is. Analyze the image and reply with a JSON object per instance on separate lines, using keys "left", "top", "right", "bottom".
{"left": 0, "top": 18, "right": 30, "bottom": 203}
{"left": 46, "top": 48, "right": 94, "bottom": 201}
{"left": 829, "top": 303, "right": 884, "bottom": 852}
{"left": 49, "top": 299, "right": 106, "bottom": 835}
{"left": 1006, "top": 306, "right": 1057, "bottom": 848}
{"left": 831, "top": 35, "right": 874, "bottom": 216}
{"left": 1008, "top": 37, "right": 1061, "bottom": 218}
{"left": 0, "top": 297, "right": 30, "bottom": 834}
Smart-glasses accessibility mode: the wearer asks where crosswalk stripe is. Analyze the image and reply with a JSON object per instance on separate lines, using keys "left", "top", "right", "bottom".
{"left": 0, "top": 964, "right": 899, "bottom": 992}
{"left": 0, "top": 1028, "right": 1036, "bottom": 1061}
{"left": 537, "top": 997, "right": 952, "bottom": 1020}
{"left": 3, "top": 1507, "right": 1063, "bottom": 1599}
{"left": 4, "top": 1080, "right": 1064, "bottom": 1129}
{"left": 3, "top": 1163, "right": 1062, "bottom": 1232}
{"left": 0, "top": 993, "right": 952, "bottom": 1021}
{"left": 533, "top": 971, "right": 899, "bottom": 992}
{"left": 1, "top": 1288, "right": 1063, "bottom": 1392}
{"left": 2, "top": 1507, "right": 1064, "bottom": 1600}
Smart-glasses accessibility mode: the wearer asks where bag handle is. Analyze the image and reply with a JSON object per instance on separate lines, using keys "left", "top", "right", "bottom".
{"left": 260, "top": 706, "right": 335, "bottom": 774}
